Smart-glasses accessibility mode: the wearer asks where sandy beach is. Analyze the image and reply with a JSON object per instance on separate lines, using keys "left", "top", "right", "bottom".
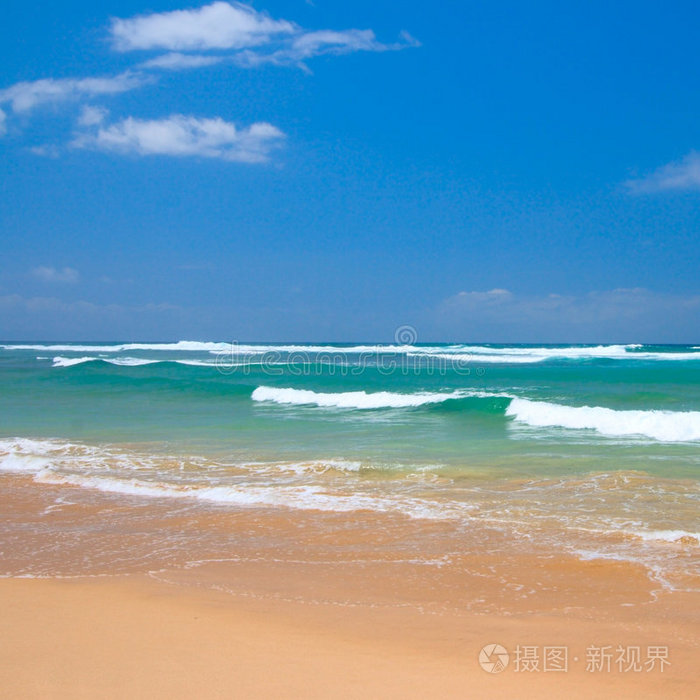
{"left": 1, "top": 575, "right": 698, "bottom": 699}
{"left": 1, "top": 473, "right": 698, "bottom": 699}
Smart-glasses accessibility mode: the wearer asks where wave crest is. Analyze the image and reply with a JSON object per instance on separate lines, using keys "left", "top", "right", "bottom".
{"left": 506, "top": 398, "right": 700, "bottom": 442}
{"left": 251, "top": 386, "right": 470, "bottom": 409}
{"left": 3, "top": 341, "right": 700, "bottom": 363}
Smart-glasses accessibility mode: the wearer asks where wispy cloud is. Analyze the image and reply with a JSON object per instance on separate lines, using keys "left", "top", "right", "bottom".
{"left": 77, "top": 105, "right": 109, "bottom": 127}
{"left": 111, "top": 1, "right": 296, "bottom": 52}
{"left": 441, "top": 287, "right": 700, "bottom": 323}
{"left": 31, "top": 266, "right": 80, "bottom": 284}
{"left": 112, "top": 2, "right": 418, "bottom": 70}
{"left": 237, "top": 28, "right": 419, "bottom": 68}
{"left": 29, "top": 144, "right": 61, "bottom": 158}
{"left": 0, "top": 294, "right": 182, "bottom": 336}
{"left": 139, "top": 52, "right": 225, "bottom": 71}
{"left": 436, "top": 287, "right": 700, "bottom": 340}
{"left": 0, "top": 3, "right": 416, "bottom": 156}
{"left": 292, "top": 29, "right": 404, "bottom": 57}
{"left": 442, "top": 288, "right": 513, "bottom": 308}
{"left": 625, "top": 151, "right": 700, "bottom": 193}
{"left": 73, "top": 114, "right": 285, "bottom": 162}
{"left": 0, "top": 72, "right": 147, "bottom": 114}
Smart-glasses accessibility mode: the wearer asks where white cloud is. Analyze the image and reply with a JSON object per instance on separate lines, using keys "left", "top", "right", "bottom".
{"left": 74, "top": 114, "right": 285, "bottom": 162}
{"left": 111, "top": 1, "right": 295, "bottom": 52}
{"left": 0, "top": 294, "right": 182, "bottom": 331}
{"left": 113, "top": 2, "right": 418, "bottom": 70}
{"left": 626, "top": 151, "right": 700, "bottom": 193}
{"left": 31, "top": 266, "right": 80, "bottom": 284}
{"left": 437, "top": 288, "right": 700, "bottom": 339}
{"left": 0, "top": 72, "right": 146, "bottom": 114}
{"left": 236, "top": 28, "right": 418, "bottom": 68}
{"left": 140, "top": 52, "right": 225, "bottom": 71}
{"left": 0, "top": 4, "right": 417, "bottom": 149}
{"left": 29, "top": 144, "right": 61, "bottom": 158}
{"left": 78, "top": 105, "right": 109, "bottom": 126}
{"left": 293, "top": 28, "right": 419, "bottom": 59}
{"left": 446, "top": 288, "right": 513, "bottom": 306}
{"left": 293, "top": 29, "right": 386, "bottom": 57}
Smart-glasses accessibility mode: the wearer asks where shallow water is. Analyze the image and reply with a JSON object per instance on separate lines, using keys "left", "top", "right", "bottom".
{"left": 1, "top": 341, "right": 699, "bottom": 589}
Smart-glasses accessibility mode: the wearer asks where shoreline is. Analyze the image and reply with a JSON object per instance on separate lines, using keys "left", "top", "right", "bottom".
{"left": 1, "top": 473, "right": 698, "bottom": 698}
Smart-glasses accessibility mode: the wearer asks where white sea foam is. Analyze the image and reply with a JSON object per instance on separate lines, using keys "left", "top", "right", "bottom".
{"left": 2, "top": 436, "right": 698, "bottom": 590}
{"left": 6, "top": 341, "right": 232, "bottom": 353}
{"left": 0, "top": 438, "right": 365, "bottom": 479}
{"left": 260, "top": 459, "right": 364, "bottom": 474}
{"left": 172, "top": 359, "right": 218, "bottom": 366}
{"left": 215, "top": 343, "right": 423, "bottom": 355}
{"left": 414, "top": 344, "right": 700, "bottom": 363}
{"left": 32, "top": 470, "right": 365, "bottom": 511}
{"left": 425, "top": 344, "right": 633, "bottom": 358}
{"left": 628, "top": 529, "right": 700, "bottom": 544}
{"left": 220, "top": 343, "right": 652, "bottom": 361}
{"left": 107, "top": 357, "right": 159, "bottom": 366}
{"left": 52, "top": 356, "right": 96, "bottom": 367}
{"left": 33, "top": 468, "right": 477, "bottom": 520}
{"left": 419, "top": 352, "right": 544, "bottom": 364}
{"left": 50, "top": 356, "right": 221, "bottom": 368}
{"left": 506, "top": 398, "right": 700, "bottom": 442}
{"left": 0, "top": 340, "right": 700, "bottom": 362}
{"left": 0, "top": 439, "right": 457, "bottom": 519}
{"left": 2, "top": 341, "right": 699, "bottom": 362}
{"left": 227, "top": 343, "right": 693, "bottom": 362}
{"left": 52, "top": 356, "right": 159, "bottom": 367}
{"left": 0, "top": 451, "right": 52, "bottom": 472}
{"left": 46, "top": 356, "right": 311, "bottom": 369}
{"left": 6, "top": 341, "right": 413, "bottom": 354}
{"left": 251, "top": 386, "right": 470, "bottom": 409}
{"left": 0, "top": 438, "right": 78, "bottom": 472}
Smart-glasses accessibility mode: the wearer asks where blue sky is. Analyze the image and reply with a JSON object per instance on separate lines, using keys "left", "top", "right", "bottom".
{"left": 1, "top": 1, "right": 699, "bottom": 342}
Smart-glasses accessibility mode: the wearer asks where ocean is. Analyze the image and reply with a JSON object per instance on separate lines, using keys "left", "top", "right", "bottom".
{"left": 1, "top": 341, "right": 699, "bottom": 590}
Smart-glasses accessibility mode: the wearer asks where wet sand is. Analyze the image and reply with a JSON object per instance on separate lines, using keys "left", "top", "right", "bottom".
{"left": 1, "top": 473, "right": 698, "bottom": 698}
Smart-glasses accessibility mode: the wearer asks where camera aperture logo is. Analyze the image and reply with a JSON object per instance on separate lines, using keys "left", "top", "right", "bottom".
{"left": 477, "top": 642, "right": 670, "bottom": 675}
{"left": 479, "top": 644, "right": 510, "bottom": 673}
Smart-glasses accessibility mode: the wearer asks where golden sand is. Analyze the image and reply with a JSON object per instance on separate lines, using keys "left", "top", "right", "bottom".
{"left": 0, "top": 474, "right": 698, "bottom": 698}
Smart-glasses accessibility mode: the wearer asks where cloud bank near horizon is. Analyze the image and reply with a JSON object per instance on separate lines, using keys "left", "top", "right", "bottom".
{"left": 3, "top": 286, "right": 700, "bottom": 343}
{"left": 432, "top": 287, "right": 700, "bottom": 342}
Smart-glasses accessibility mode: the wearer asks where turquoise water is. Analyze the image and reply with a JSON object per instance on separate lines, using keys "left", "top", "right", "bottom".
{"left": 2, "top": 342, "right": 700, "bottom": 475}
{"left": 1, "top": 341, "right": 699, "bottom": 587}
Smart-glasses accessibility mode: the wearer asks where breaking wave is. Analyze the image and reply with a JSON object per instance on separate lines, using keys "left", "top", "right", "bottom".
{"left": 506, "top": 397, "right": 700, "bottom": 442}
{"left": 251, "top": 386, "right": 473, "bottom": 409}
{"left": 52, "top": 356, "right": 160, "bottom": 367}
{"left": 2, "top": 341, "right": 700, "bottom": 363}
{"left": 251, "top": 386, "right": 700, "bottom": 442}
